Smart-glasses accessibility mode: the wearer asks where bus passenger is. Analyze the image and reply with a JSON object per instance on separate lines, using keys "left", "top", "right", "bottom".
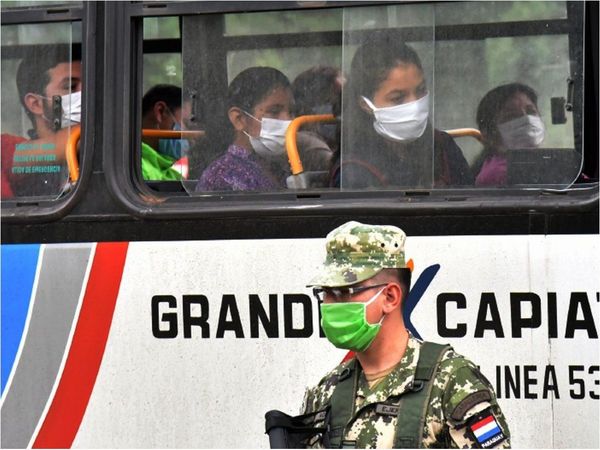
{"left": 474, "top": 83, "right": 544, "bottom": 186}
{"left": 196, "top": 67, "right": 293, "bottom": 192}
{"left": 337, "top": 34, "right": 473, "bottom": 189}
{"left": 141, "top": 84, "right": 190, "bottom": 181}
{"left": 1, "top": 44, "right": 81, "bottom": 199}
{"left": 292, "top": 66, "right": 342, "bottom": 172}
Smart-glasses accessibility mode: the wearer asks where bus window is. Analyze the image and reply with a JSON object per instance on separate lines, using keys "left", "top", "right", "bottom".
{"left": 339, "top": 1, "right": 584, "bottom": 190}
{"left": 1, "top": 21, "right": 82, "bottom": 200}
{"left": 137, "top": 1, "right": 587, "bottom": 199}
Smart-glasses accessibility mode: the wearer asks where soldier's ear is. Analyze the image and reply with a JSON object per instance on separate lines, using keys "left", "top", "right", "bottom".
{"left": 382, "top": 283, "right": 402, "bottom": 313}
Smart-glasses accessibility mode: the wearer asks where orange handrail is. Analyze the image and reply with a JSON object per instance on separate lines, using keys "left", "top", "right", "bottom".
{"left": 66, "top": 126, "right": 81, "bottom": 182}
{"left": 445, "top": 128, "right": 482, "bottom": 142}
{"left": 285, "top": 114, "right": 336, "bottom": 175}
{"left": 66, "top": 128, "right": 205, "bottom": 183}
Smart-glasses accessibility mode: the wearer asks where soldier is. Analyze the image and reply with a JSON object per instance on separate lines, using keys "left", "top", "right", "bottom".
{"left": 301, "top": 221, "right": 510, "bottom": 448}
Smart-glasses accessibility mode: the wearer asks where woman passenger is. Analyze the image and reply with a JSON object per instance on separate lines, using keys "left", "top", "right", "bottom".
{"left": 338, "top": 33, "right": 473, "bottom": 188}
{"left": 474, "top": 83, "right": 544, "bottom": 186}
{"left": 196, "top": 67, "right": 293, "bottom": 191}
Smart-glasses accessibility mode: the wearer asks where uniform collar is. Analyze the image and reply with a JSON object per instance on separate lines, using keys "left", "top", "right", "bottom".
{"left": 355, "top": 334, "right": 421, "bottom": 405}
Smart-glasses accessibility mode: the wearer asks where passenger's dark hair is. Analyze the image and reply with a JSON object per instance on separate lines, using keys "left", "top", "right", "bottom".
{"left": 292, "top": 66, "right": 341, "bottom": 116}
{"left": 16, "top": 43, "right": 82, "bottom": 126}
{"left": 227, "top": 66, "right": 291, "bottom": 113}
{"left": 348, "top": 33, "right": 423, "bottom": 101}
{"left": 473, "top": 83, "right": 539, "bottom": 173}
{"left": 142, "top": 84, "right": 183, "bottom": 116}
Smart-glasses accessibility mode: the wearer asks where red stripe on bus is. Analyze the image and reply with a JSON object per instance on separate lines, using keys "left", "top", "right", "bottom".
{"left": 32, "top": 242, "right": 129, "bottom": 448}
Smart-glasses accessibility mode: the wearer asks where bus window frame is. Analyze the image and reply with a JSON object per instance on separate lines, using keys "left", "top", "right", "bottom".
{"left": 0, "top": 2, "right": 100, "bottom": 223}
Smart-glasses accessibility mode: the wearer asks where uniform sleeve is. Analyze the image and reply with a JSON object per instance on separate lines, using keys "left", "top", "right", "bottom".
{"left": 301, "top": 386, "right": 317, "bottom": 415}
{"left": 443, "top": 364, "right": 511, "bottom": 448}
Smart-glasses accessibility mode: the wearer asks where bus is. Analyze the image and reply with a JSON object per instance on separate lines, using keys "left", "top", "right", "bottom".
{"left": 1, "top": 1, "right": 598, "bottom": 448}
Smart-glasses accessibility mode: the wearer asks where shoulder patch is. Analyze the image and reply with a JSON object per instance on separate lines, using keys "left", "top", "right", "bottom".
{"left": 450, "top": 389, "right": 492, "bottom": 421}
{"left": 466, "top": 408, "right": 507, "bottom": 449}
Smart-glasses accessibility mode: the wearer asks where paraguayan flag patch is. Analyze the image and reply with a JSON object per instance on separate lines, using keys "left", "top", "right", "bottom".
{"left": 468, "top": 412, "right": 506, "bottom": 448}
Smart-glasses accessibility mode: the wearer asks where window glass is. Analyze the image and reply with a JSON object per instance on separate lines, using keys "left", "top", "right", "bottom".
{"left": 434, "top": 35, "right": 575, "bottom": 169}
{"left": 178, "top": 10, "right": 342, "bottom": 193}
{"left": 0, "top": 1, "right": 81, "bottom": 10}
{"left": 1, "top": 21, "right": 81, "bottom": 45}
{"left": 143, "top": 54, "right": 182, "bottom": 94}
{"left": 224, "top": 9, "right": 342, "bottom": 36}
{"left": 340, "top": 1, "right": 582, "bottom": 190}
{"left": 434, "top": 1, "right": 566, "bottom": 26}
{"left": 339, "top": 4, "right": 437, "bottom": 190}
{"left": 1, "top": 21, "right": 81, "bottom": 201}
{"left": 143, "top": 17, "right": 180, "bottom": 40}
{"left": 138, "top": 1, "right": 584, "bottom": 196}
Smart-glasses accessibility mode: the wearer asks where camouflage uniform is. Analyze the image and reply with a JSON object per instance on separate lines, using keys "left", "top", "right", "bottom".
{"left": 301, "top": 335, "right": 511, "bottom": 448}
{"left": 304, "top": 221, "right": 511, "bottom": 448}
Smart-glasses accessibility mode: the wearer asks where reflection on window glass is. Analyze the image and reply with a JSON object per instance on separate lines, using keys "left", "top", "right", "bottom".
{"left": 224, "top": 9, "right": 342, "bottom": 36}
{"left": 143, "top": 17, "right": 180, "bottom": 40}
{"left": 0, "top": 0, "right": 81, "bottom": 10}
{"left": 143, "top": 54, "right": 182, "bottom": 95}
{"left": 343, "top": 4, "right": 432, "bottom": 30}
{"left": 434, "top": 1, "right": 566, "bottom": 26}
{"left": 1, "top": 21, "right": 81, "bottom": 45}
{"left": 1, "top": 22, "right": 81, "bottom": 200}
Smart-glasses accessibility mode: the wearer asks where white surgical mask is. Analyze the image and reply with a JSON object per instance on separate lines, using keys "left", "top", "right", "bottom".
{"left": 243, "top": 112, "right": 291, "bottom": 158}
{"left": 60, "top": 91, "right": 82, "bottom": 126}
{"left": 497, "top": 114, "right": 545, "bottom": 149}
{"left": 362, "top": 93, "right": 429, "bottom": 142}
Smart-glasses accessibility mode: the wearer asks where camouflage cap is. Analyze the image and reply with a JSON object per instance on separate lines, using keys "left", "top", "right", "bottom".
{"left": 307, "top": 221, "right": 410, "bottom": 288}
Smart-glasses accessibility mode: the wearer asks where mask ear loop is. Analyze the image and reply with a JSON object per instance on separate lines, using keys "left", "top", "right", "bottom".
{"left": 243, "top": 110, "right": 262, "bottom": 123}
{"left": 361, "top": 96, "right": 378, "bottom": 112}
{"left": 363, "top": 286, "right": 387, "bottom": 325}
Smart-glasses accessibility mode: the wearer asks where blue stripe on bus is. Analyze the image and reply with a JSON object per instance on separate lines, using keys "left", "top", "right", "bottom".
{"left": 1, "top": 244, "right": 41, "bottom": 395}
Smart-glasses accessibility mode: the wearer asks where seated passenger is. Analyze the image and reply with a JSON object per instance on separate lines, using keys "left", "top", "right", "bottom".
{"left": 292, "top": 66, "right": 342, "bottom": 171}
{"left": 1, "top": 44, "right": 81, "bottom": 199}
{"left": 337, "top": 33, "right": 473, "bottom": 189}
{"left": 141, "top": 84, "right": 191, "bottom": 181}
{"left": 196, "top": 67, "right": 293, "bottom": 192}
{"left": 474, "top": 83, "right": 544, "bottom": 186}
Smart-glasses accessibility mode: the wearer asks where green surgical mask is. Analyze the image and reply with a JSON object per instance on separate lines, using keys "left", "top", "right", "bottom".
{"left": 320, "top": 287, "right": 386, "bottom": 352}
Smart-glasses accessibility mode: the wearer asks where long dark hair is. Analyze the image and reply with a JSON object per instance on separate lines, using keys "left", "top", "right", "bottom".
{"left": 340, "top": 32, "right": 428, "bottom": 186}
{"left": 473, "top": 83, "right": 539, "bottom": 173}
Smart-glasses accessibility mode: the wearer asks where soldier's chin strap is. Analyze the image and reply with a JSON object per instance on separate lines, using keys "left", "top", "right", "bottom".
{"left": 265, "top": 409, "right": 328, "bottom": 449}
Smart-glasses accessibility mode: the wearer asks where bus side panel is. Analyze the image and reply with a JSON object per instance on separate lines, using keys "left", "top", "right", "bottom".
{"left": 2, "top": 236, "right": 597, "bottom": 448}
